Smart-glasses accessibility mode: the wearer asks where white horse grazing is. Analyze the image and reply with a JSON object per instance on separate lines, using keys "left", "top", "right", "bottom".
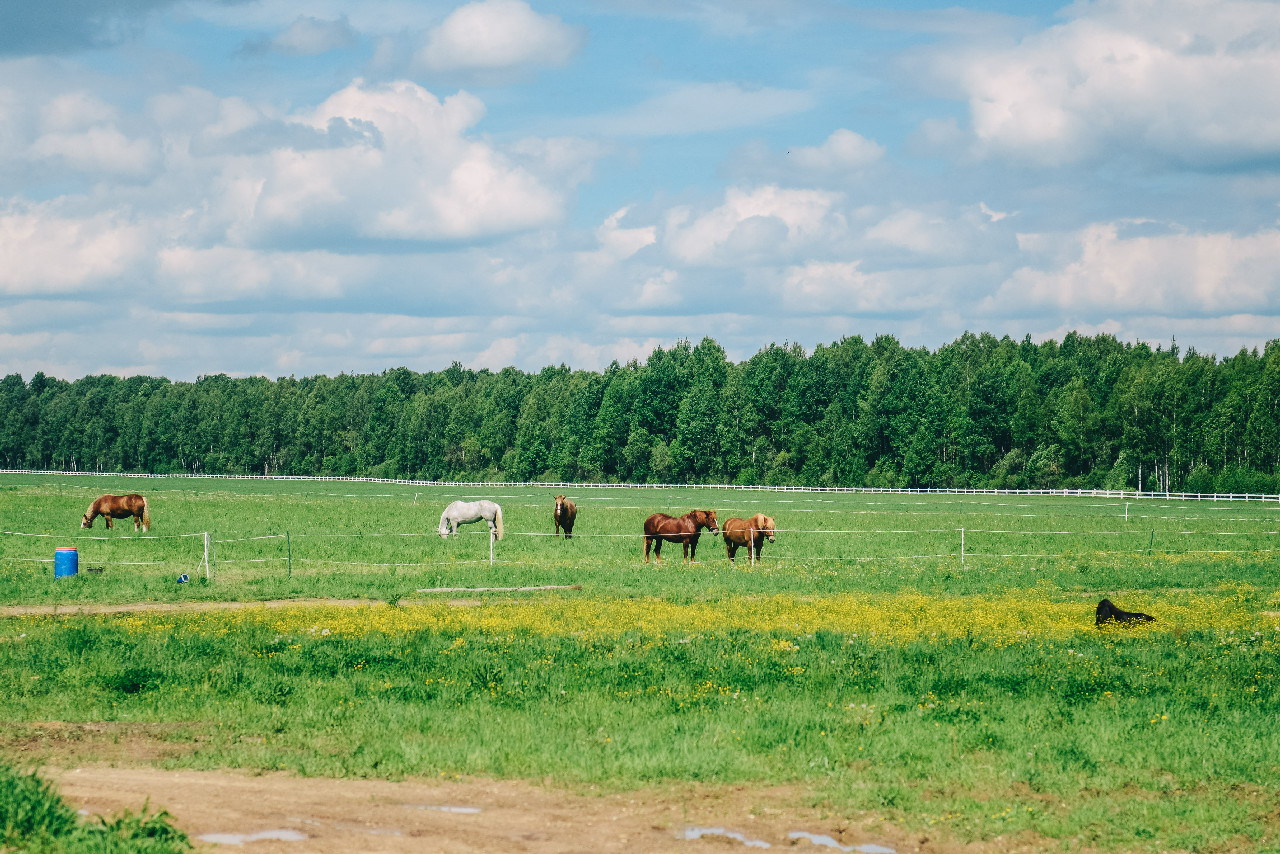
{"left": 438, "top": 500, "right": 504, "bottom": 540}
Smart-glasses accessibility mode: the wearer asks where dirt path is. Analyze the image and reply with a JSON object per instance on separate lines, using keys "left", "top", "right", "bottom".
{"left": 45, "top": 765, "right": 973, "bottom": 854}
{"left": 0, "top": 598, "right": 418, "bottom": 617}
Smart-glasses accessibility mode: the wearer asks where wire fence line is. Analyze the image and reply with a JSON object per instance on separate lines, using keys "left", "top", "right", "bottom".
{"left": 3, "top": 468, "right": 1279, "bottom": 503}
{"left": 2, "top": 520, "right": 1276, "bottom": 574}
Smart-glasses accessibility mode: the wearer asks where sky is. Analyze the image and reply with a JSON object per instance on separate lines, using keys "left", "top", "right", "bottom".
{"left": 2, "top": 0, "right": 1280, "bottom": 381}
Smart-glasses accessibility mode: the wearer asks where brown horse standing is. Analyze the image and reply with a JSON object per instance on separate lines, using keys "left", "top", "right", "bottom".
{"left": 81, "top": 494, "right": 150, "bottom": 532}
{"left": 643, "top": 509, "right": 718, "bottom": 563}
{"left": 722, "top": 514, "right": 776, "bottom": 563}
{"left": 553, "top": 495, "right": 577, "bottom": 539}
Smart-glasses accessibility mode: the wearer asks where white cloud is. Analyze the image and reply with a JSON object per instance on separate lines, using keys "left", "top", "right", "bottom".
{"left": 589, "top": 82, "right": 816, "bottom": 137}
{"left": 156, "top": 247, "right": 354, "bottom": 302}
{"left": 987, "top": 221, "right": 1280, "bottom": 316}
{"left": 269, "top": 16, "right": 357, "bottom": 55}
{"left": 938, "top": 0, "right": 1280, "bottom": 165}
{"left": 193, "top": 79, "right": 584, "bottom": 244}
{"left": 0, "top": 204, "right": 149, "bottom": 294}
{"left": 789, "top": 129, "right": 884, "bottom": 172}
{"left": 31, "top": 125, "right": 157, "bottom": 176}
{"left": 416, "top": 0, "right": 581, "bottom": 73}
{"left": 664, "top": 185, "right": 845, "bottom": 264}
{"left": 780, "top": 261, "right": 896, "bottom": 313}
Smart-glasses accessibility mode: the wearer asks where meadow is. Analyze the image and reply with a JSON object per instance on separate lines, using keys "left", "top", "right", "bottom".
{"left": 1, "top": 473, "right": 1279, "bottom": 851}
{"left": 1, "top": 472, "right": 1278, "bottom": 605}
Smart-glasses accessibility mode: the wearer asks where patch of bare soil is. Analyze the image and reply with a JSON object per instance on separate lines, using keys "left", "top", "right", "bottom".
{"left": 44, "top": 765, "right": 1051, "bottom": 854}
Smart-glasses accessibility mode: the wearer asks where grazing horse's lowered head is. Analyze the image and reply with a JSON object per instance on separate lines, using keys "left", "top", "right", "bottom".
{"left": 722, "top": 513, "right": 775, "bottom": 563}
{"left": 642, "top": 509, "right": 718, "bottom": 564}
{"left": 438, "top": 499, "right": 504, "bottom": 540}
{"left": 81, "top": 494, "right": 150, "bottom": 532}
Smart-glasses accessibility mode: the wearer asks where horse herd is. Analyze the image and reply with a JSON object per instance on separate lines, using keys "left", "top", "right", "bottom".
{"left": 439, "top": 495, "right": 778, "bottom": 564}
{"left": 78, "top": 492, "right": 776, "bottom": 564}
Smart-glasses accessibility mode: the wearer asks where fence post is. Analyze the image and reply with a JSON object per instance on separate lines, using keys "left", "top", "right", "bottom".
{"left": 287, "top": 531, "right": 292, "bottom": 577}
{"left": 1125, "top": 502, "right": 1129, "bottom": 522}
{"left": 203, "top": 532, "right": 215, "bottom": 581}
{"left": 960, "top": 528, "right": 964, "bottom": 566}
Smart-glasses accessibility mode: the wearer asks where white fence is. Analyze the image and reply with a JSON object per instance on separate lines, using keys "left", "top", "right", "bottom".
{"left": 2, "top": 468, "right": 1278, "bottom": 503}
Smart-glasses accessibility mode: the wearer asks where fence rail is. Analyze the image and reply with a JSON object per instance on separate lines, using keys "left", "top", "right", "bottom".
{"left": 1, "top": 469, "right": 1277, "bottom": 503}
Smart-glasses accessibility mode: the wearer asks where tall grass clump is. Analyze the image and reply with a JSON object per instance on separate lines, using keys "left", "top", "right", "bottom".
{"left": 0, "top": 761, "right": 190, "bottom": 853}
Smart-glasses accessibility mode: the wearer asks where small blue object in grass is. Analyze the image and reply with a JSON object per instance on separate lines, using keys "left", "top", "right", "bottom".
{"left": 177, "top": 574, "right": 189, "bottom": 584}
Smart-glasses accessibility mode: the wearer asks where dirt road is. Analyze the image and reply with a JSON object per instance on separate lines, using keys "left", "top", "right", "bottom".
{"left": 47, "top": 766, "right": 949, "bottom": 854}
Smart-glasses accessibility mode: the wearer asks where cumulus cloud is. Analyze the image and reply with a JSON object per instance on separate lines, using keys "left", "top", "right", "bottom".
{"left": 663, "top": 185, "right": 845, "bottom": 264}
{"left": 986, "top": 221, "right": 1280, "bottom": 316}
{"left": 416, "top": 0, "right": 582, "bottom": 73}
{"left": 0, "top": 204, "right": 149, "bottom": 294}
{"left": 789, "top": 129, "right": 884, "bottom": 172}
{"left": 935, "top": 0, "right": 1280, "bottom": 165}
{"left": 245, "top": 16, "right": 359, "bottom": 56}
{"left": 587, "top": 82, "right": 816, "bottom": 137}
{"left": 779, "top": 261, "right": 897, "bottom": 314}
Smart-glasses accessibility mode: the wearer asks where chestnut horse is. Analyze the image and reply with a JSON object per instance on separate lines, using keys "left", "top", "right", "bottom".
{"left": 722, "top": 513, "right": 776, "bottom": 563}
{"left": 553, "top": 495, "right": 577, "bottom": 539}
{"left": 81, "top": 494, "right": 150, "bottom": 532}
{"left": 643, "top": 509, "right": 718, "bottom": 564}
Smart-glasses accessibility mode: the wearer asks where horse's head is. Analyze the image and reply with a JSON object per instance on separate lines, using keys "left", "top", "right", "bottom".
{"left": 554, "top": 495, "right": 566, "bottom": 519}
{"left": 80, "top": 513, "right": 93, "bottom": 529}
{"left": 700, "top": 509, "right": 719, "bottom": 534}
{"left": 758, "top": 514, "right": 776, "bottom": 542}
{"left": 438, "top": 515, "right": 450, "bottom": 539}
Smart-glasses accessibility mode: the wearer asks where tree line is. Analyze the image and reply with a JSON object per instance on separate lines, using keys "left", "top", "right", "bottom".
{"left": 2, "top": 332, "right": 1278, "bottom": 493}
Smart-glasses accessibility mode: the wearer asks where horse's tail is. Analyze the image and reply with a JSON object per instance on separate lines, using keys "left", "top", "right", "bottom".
{"left": 494, "top": 505, "right": 504, "bottom": 541}
{"left": 141, "top": 497, "right": 151, "bottom": 532}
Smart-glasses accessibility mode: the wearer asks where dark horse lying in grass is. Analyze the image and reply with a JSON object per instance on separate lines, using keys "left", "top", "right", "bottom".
{"left": 643, "top": 509, "right": 718, "bottom": 564}
{"left": 722, "top": 513, "right": 775, "bottom": 563}
{"left": 554, "top": 495, "right": 577, "bottom": 539}
{"left": 81, "top": 494, "right": 151, "bottom": 532}
{"left": 1096, "top": 598, "right": 1154, "bottom": 626}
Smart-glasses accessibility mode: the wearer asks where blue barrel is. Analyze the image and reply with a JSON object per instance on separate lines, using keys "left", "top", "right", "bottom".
{"left": 54, "top": 547, "right": 78, "bottom": 578}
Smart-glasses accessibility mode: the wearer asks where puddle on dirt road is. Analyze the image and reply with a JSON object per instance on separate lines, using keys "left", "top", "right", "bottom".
{"left": 682, "top": 826, "right": 771, "bottom": 848}
{"left": 402, "top": 803, "right": 482, "bottom": 814}
{"left": 789, "top": 830, "right": 896, "bottom": 853}
{"left": 196, "top": 829, "right": 308, "bottom": 845}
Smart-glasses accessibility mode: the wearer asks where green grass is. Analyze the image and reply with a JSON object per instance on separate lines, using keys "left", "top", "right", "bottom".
{"left": 1, "top": 473, "right": 1278, "bottom": 606}
{"left": 2, "top": 473, "right": 1279, "bottom": 851}
{"left": 0, "top": 612, "right": 1277, "bottom": 851}
{"left": 0, "top": 760, "right": 190, "bottom": 853}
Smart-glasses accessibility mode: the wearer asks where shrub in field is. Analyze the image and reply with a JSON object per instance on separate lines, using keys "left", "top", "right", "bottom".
{"left": 0, "top": 762, "right": 190, "bottom": 853}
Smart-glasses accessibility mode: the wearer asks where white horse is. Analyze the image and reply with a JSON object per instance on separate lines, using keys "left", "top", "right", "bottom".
{"left": 438, "top": 500, "right": 504, "bottom": 540}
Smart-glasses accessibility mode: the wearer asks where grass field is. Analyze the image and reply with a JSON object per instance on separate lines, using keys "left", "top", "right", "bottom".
{"left": 1, "top": 472, "right": 1278, "bottom": 605}
{"left": 2, "top": 473, "right": 1279, "bottom": 851}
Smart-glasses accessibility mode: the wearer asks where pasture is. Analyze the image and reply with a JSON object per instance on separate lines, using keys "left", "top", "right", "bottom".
{"left": 1, "top": 473, "right": 1279, "bottom": 851}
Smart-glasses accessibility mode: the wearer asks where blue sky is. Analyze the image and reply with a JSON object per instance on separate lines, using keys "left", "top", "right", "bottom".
{"left": 2, "top": 0, "right": 1279, "bottom": 379}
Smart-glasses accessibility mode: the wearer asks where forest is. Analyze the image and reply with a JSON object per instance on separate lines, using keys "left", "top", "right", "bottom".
{"left": 1, "top": 332, "right": 1278, "bottom": 493}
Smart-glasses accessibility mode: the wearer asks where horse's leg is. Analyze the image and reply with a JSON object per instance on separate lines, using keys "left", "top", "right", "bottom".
{"left": 726, "top": 540, "right": 737, "bottom": 562}
{"left": 105, "top": 516, "right": 113, "bottom": 530}
{"left": 653, "top": 538, "right": 662, "bottom": 563}
{"left": 643, "top": 536, "right": 651, "bottom": 563}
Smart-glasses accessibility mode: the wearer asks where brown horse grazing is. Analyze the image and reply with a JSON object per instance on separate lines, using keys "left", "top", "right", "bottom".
{"left": 81, "top": 494, "right": 150, "bottom": 532}
{"left": 643, "top": 510, "right": 718, "bottom": 564}
{"left": 722, "top": 514, "right": 776, "bottom": 563}
{"left": 554, "top": 495, "right": 577, "bottom": 539}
